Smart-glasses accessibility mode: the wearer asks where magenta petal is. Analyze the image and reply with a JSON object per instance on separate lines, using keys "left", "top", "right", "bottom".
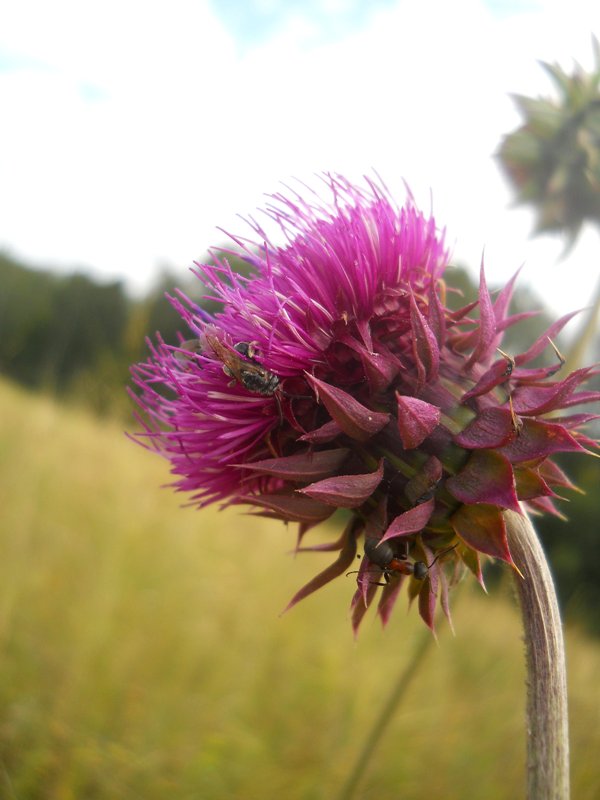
{"left": 418, "top": 580, "right": 437, "bottom": 631}
{"left": 461, "top": 359, "right": 513, "bottom": 401}
{"left": 377, "top": 576, "right": 405, "bottom": 627}
{"left": 514, "top": 310, "right": 580, "bottom": 366}
{"left": 296, "top": 528, "right": 351, "bottom": 552}
{"left": 350, "top": 580, "right": 379, "bottom": 637}
{"left": 298, "top": 460, "right": 384, "bottom": 508}
{"left": 450, "top": 504, "right": 514, "bottom": 565}
{"left": 404, "top": 456, "right": 443, "bottom": 506}
{"left": 511, "top": 368, "right": 595, "bottom": 415}
{"left": 306, "top": 375, "right": 390, "bottom": 441}
{"left": 465, "top": 264, "right": 496, "bottom": 368}
{"left": 396, "top": 394, "right": 441, "bottom": 449}
{"left": 537, "top": 460, "right": 581, "bottom": 492}
{"left": 547, "top": 412, "right": 600, "bottom": 430}
{"left": 361, "top": 349, "right": 400, "bottom": 392}
{"left": 446, "top": 450, "right": 521, "bottom": 513}
{"left": 410, "top": 294, "right": 440, "bottom": 385}
{"left": 513, "top": 363, "right": 567, "bottom": 382}
{"left": 242, "top": 493, "right": 335, "bottom": 523}
{"left": 406, "top": 570, "right": 422, "bottom": 606}
{"left": 380, "top": 498, "right": 435, "bottom": 543}
{"left": 439, "top": 571, "right": 454, "bottom": 633}
{"left": 282, "top": 527, "right": 357, "bottom": 613}
{"left": 353, "top": 549, "right": 380, "bottom": 608}
{"left": 514, "top": 467, "right": 556, "bottom": 501}
{"left": 355, "top": 318, "right": 374, "bottom": 352}
{"left": 239, "top": 448, "right": 350, "bottom": 481}
{"left": 339, "top": 333, "right": 400, "bottom": 392}
{"left": 299, "top": 420, "right": 343, "bottom": 443}
{"left": 462, "top": 546, "right": 486, "bottom": 590}
{"left": 449, "top": 297, "right": 479, "bottom": 325}
{"left": 558, "top": 389, "right": 600, "bottom": 409}
{"left": 427, "top": 281, "right": 447, "bottom": 348}
{"left": 525, "top": 495, "right": 568, "bottom": 519}
{"left": 499, "top": 418, "right": 588, "bottom": 463}
{"left": 363, "top": 495, "right": 388, "bottom": 539}
{"left": 454, "top": 408, "right": 516, "bottom": 449}
{"left": 496, "top": 310, "right": 542, "bottom": 340}
{"left": 493, "top": 267, "right": 522, "bottom": 326}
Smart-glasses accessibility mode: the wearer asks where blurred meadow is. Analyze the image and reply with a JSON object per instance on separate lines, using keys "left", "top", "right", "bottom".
{"left": 2, "top": 5, "right": 600, "bottom": 798}
{"left": 1, "top": 376, "right": 599, "bottom": 800}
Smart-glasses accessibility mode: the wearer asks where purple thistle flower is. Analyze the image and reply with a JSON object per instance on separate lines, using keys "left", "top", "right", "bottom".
{"left": 130, "top": 173, "right": 599, "bottom": 633}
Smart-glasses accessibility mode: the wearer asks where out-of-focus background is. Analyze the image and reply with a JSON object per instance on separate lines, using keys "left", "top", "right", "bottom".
{"left": 1, "top": 2, "right": 599, "bottom": 798}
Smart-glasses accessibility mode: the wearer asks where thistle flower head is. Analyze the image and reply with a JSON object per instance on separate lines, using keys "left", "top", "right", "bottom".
{"left": 131, "top": 174, "right": 599, "bottom": 633}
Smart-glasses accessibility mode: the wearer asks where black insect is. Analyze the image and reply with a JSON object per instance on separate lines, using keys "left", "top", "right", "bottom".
{"left": 347, "top": 539, "right": 457, "bottom": 585}
{"left": 174, "top": 338, "right": 204, "bottom": 367}
{"left": 497, "top": 347, "right": 515, "bottom": 377}
{"left": 204, "top": 334, "right": 281, "bottom": 396}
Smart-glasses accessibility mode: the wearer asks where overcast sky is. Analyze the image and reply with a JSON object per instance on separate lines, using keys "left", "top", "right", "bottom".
{"left": 0, "top": 0, "right": 598, "bottom": 320}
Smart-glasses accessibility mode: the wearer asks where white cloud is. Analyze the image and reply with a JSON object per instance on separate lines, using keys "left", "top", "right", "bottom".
{"left": 0, "top": 0, "right": 598, "bottom": 323}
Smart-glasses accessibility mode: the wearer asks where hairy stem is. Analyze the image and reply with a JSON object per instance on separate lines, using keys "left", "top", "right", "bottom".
{"left": 504, "top": 510, "right": 570, "bottom": 800}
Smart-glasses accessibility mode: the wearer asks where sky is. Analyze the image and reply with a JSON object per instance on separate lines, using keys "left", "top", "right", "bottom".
{"left": 0, "top": 0, "right": 598, "bottom": 321}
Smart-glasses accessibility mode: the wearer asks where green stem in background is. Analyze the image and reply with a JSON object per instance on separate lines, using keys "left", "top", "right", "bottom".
{"left": 504, "top": 510, "right": 570, "bottom": 800}
{"left": 336, "top": 625, "right": 434, "bottom": 800}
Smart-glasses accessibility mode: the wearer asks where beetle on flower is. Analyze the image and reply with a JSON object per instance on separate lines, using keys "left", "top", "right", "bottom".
{"left": 130, "top": 173, "right": 599, "bottom": 634}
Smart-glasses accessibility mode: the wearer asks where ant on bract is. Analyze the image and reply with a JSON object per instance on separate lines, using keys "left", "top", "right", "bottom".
{"left": 347, "top": 538, "right": 457, "bottom": 586}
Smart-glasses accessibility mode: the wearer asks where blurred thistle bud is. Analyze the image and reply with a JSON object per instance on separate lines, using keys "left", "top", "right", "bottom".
{"left": 498, "top": 36, "right": 600, "bottom": 246}
{"left": 131, "top": 174, "right": 599, "bottom": 634}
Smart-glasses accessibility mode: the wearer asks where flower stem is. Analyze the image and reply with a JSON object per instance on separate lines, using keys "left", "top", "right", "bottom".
{"left": 335, "top": 625, "right": 434, "bottom": 800}
{"left": 504, "top": 510, "right": 570, "bottom": 800}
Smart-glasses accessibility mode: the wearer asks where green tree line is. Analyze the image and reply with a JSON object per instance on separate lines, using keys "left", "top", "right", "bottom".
{"left": 0, "top": 251, "right": 234, "bottom": 416}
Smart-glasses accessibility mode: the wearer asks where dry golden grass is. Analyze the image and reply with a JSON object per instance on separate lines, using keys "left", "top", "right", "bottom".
{"left": 1, "top": 379, "right": 599, "bottom": 799}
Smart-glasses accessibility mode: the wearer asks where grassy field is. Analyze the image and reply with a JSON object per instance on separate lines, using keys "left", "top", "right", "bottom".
{"left": 1, "top": 378, "right": 599, "bottom": 800}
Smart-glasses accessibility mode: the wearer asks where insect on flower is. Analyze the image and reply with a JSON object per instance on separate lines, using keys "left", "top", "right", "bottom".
{"left": 131, "top": 172, "right": 600, "bottom": 634}
{"left": 174, "top": 338, "right": 204, "bottom": 368}
{"left": 205, "top": 333, "right": 281, "bottom": 396}
{"left": 347, "top": 539, "right": 458, "bottom": 586}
